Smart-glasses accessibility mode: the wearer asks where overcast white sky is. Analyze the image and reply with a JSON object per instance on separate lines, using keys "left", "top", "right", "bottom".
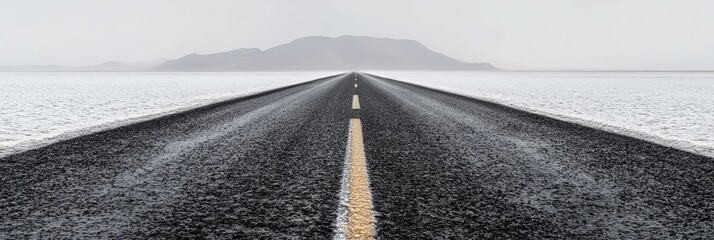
{"left": 2, "top": 0, "right": 713, "bottom": 70}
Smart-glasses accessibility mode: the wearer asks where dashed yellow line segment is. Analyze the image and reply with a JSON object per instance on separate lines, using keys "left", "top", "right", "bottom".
{"left": 346, "top": 118, "right": 375, "bottom": 239}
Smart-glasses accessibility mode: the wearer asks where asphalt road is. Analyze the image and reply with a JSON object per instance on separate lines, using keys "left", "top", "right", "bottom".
{"left": 2, "top": 72, "right": 713, "bottom": 239}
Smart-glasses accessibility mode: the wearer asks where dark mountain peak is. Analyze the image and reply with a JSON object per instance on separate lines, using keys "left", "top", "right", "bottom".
{"left": 156, "top": 36, "right": 497, "bottom": 71}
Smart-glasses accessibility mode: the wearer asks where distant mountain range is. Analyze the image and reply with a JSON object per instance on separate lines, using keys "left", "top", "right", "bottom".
{"left": 1, "top": 36, "right": 497, "bottom": 72}
{"left": 156, "top": 36, "right": 496, "bottom": 71}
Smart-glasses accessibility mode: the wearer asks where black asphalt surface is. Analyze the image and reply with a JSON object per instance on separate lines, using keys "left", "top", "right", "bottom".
{"left": 2, "top": 72, "right": 713, "bottom": 239}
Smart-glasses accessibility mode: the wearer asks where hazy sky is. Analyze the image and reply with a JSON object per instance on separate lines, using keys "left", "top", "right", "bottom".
{"left": 2, "top": 0, "right": 713, "bottom": 70}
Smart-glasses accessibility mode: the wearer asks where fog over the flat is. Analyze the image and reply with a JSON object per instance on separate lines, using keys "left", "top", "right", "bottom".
{"left": 2, "top": 0, "right": 713, "bottom": 70}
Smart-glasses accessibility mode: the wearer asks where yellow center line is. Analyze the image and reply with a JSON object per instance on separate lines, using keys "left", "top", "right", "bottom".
{"left": 347, "top": 118, "right": 375, "bottom": 239}
{"left": 352, "top": 95, "right": 360, "bottom": 109}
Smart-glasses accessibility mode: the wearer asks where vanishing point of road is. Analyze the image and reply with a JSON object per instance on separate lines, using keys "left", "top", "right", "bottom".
{"left": 2, "top": 73, "right": 713, "bottom": 239}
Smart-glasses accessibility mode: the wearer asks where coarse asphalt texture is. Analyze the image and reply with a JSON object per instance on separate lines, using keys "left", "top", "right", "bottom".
{"left": 2, "top": 72, "right": 713, "bottom": 239}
